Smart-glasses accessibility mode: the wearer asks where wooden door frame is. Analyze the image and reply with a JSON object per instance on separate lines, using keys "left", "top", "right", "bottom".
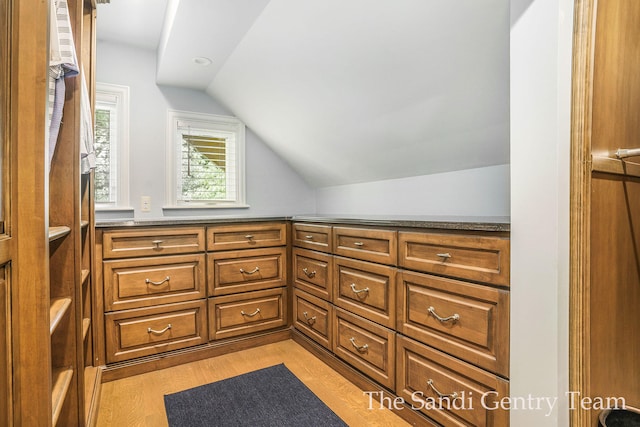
{"left": 570, "top": 0, "right": 597, "bottom": 426}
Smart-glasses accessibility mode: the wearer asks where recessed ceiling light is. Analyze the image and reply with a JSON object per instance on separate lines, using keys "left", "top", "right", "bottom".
{"left": 193, "top": 57, "right": 212, "bottom": 66}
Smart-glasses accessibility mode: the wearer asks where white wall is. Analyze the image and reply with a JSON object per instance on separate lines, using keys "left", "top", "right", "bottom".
{"left": 510, "top": 0, "right": 572, "bottom": 426}
{"left": 315, "top": 164, "right": 510, "bottom": 217}
{"left": 95, "top": 40, "right": 316, "bottom": 220}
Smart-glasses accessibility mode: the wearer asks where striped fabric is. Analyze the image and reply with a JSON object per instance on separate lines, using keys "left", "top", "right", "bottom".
{"left": 47, "top": 0, "right": 79, "bottom": 166}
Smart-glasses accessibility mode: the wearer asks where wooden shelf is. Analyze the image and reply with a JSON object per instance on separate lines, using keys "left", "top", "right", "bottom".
{"left": 49, "top": 226, "right": 71, "bottom": 242}
{"left": 82, "top": 318, "right": 91, "bottom": 341}
{"left": 81, "top": 269, "right": 90, "bottom": 287}
{"left": 592, "top": 155, "right": 640, "bottom": 178}
{"left": 50, "top": 298, "right": 72, "bottom": 335}
{"left": 84, "top": 366, "right": 101, "bottom": 424}
{"left": 81, "top": 220, "right": 89, "bottom": 230}
{"left": 51, "top": 367, "right": 74, "bottom": 427}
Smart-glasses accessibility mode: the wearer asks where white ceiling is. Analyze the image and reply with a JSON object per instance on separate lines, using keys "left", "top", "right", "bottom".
{"left": 96, "top": 0, "right": 510, "bottom": 188}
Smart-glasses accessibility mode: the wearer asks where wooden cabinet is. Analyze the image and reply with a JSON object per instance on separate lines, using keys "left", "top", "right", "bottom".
{"left": 396, "top": 335, "right": 509, "bottom": 427}
{"left": 105, "top": 300, "right": 208, "bottom": 363}
{"left": 98, "top": 226, "right": 208, "bottom": 364}
{"left": 291, "top": 220, "right": 510, "bottom": 427}
{"left": 95, "top": 221, "right": 289, "bottom": 374}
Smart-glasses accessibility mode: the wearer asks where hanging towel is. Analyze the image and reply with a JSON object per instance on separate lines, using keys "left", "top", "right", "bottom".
{"left": 48, "top": 0, "right": 79, "bottom": 166}
{"left": 80, "top": 70, "right": 96, "bottom": 174}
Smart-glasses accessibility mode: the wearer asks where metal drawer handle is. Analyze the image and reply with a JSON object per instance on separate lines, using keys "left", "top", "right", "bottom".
{"left": 303, "top": 311, "right": 316, "bottom": 325}
{"left": 349, "top": 337, "right": 369, "bottom": 352}
{"left": 427, "top": 379, "right": 459, "bottom": 400}
{"left": 350, "top": 283, "right": 369, "bottom": 295}
{"left": 151, "top": 240, "right": 163, "bottom": 248}
{"left": 147, "top": 324, "right": 172, "bottom": 334}
{"left": 437, "top": 252, "right": 451, "bottom": 259}
{"left": 305, "top": 235, "right": 314, "bottom": 240}
{"left": 353, "top": 241, "right": 364, "bottom": 247}
{"left": 145, "top": 276, "right": 170, "bottom": 286}
{"left": 245, "top": 234, "right": 254, "bottom": 240}
{"left": 428, "top": 306, "right": 460, "bottom": 323}
{"left": 240, "top": 267, "right": 260, "bottom": 275}
{"left": 241, "top": 308, "right": 261, "bottom": 317}
{"left": 302, "top": 268, "right": 316, "bottom": 278}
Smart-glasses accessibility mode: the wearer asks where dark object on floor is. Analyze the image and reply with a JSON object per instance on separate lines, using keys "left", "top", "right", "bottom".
{"left": 599, "top": 408, "right": 640, "bottom": 427}
{"left": 164, "top": 363, "right": 348, "bottom": 427}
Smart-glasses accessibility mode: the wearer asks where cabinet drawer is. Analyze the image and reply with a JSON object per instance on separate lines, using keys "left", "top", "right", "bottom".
{"left": 206, "top": 223, "right": 286, "bottom": 251}
{"left": 333, "top": 257, "right": 396, "bottom": 328}
{"left": 208, "top": 288, "right": 287, "bottom": 340}
{"left": 333, "top": 227, "right": 397, "bottom": 265}
{"left": 293, "top": 248, "right": 333, "bottom": 301}
{"left": 333, "top": 308, "right": 395, "bottom": 389}
{"left": 208, "top": 247, "right": 286, "bottom": 296}
{"left": 399, "top": 232, "right": 510, "bottom": 286}
{"left": 398, "top": 271, "right": 509, "bottom": 377}
{"left": 396, "top": 336, "right": 509, "bottom": 427}
{"left": 293, "top": 289, "right": 333, "bottom": 350}
{"left": 103, "top": 227, "right": 205, "bottom": 259}
{"left": 104, "top": 254, "right": 206, "bottom": 311}
{"left": 293, "top": 223, "right": 332, "bottom": 252}
{"left": 104, "top": 300, "right": 207, "bottom": 363}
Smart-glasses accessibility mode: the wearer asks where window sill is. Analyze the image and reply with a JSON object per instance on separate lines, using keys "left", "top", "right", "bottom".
{"left": 163, "top": 204, "right": 251, "bottom": 211}
{"left": 95, "top": 206, "right": 135, "bottom": 213}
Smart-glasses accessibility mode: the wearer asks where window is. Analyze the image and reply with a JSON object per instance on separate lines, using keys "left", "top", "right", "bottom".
{"left": 166, "top": 110, "right": 246, "bottom": 208}
{"left": 94, "top": 83, "right": 130, "bottom": 209}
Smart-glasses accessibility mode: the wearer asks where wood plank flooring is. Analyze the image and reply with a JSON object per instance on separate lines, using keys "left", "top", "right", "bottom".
{"left": 96, "top": 339, "right": 411, "bottom": 427}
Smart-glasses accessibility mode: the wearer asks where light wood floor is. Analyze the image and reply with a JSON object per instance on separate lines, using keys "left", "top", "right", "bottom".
{"left": 95, "top": 339, "right": 411, "bottom": 427}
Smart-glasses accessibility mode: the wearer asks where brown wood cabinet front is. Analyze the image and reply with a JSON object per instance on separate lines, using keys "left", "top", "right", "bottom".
{"left": 293, "top": 289, "right": 333, "bottom": 350}
{"left": 293, "top": 223, "right": 333, "bottom": 252}
{"left": 399, "top": 232, "right": 510, "bottom": 287}
{"left": 206, "top": 223, "right": 286, "bottom": 251}
{"left": 333, "top": 308, "right": 395, "bottom": 389}
{"left": 103, "top": 227, "right": 205, "bottom": 259}
{"left": 207, "top": 247, "right": 286, "bottom": 296}
{"left": 208, "top": 287, "right": 287, "bottom": 340}
{"left": 333, "top": 226, "right": 397, "bottom": 265}
{"left": 292, "top": 248, "right": 333, "bottom": 300}
{"left": 333, "top": 256, "right": 396, "bottom": 328}
{"left": 103, "top": 253, "right": 206, "bottom": 311}
{"left": 396, "top": 335, "right": 509, "bottom": 427}
{"left": 398, "top": 270, "right": 509, "bottom": 377}
{"left": 104, "top": 300, "right": 208, "bottom": 363}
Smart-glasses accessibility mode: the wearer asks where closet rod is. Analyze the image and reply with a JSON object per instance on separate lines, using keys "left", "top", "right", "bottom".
{"left": 615, "top": 148, "right": 640, "bottom": 158}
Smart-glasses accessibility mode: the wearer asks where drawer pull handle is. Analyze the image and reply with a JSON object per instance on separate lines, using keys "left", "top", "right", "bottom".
{"left": 151, "top": 240, "right": 163, "bottom": 248}
{"left": 426, "top": 379, "right": 459, "bottom": 400}
{"left": 428, "top": 306, "right": 460, "bottom": 323}
{"left": 302, "top": 268, "right": 316, "bottom": 278}
{"left": 245, "top": 234, "right": 254, "bottom": 240}
{"left": 147, "top": 324, "right": 172, "bottom": 334}
{"left": 303, "top": 311, "right": 316, "bottom": 325}
{"left": 353, "top": 241, "right": 364, "bottom": 247}
{"left": 437, "top": 252, "right": 451, "bottom": 259}
{"left": 145, "top": 276, "right": 170, "bottom": 286}
{"left": 240, "top": 267, "right": 260, "bottom": 275}
{"left": 349, "top": 337, "right": 369, "bottom": 352}
{"left": 241, "top": 308, "right": 261, "bottom": 317}
{"left": 350, "top": 283, "right": 370, "bottom": 295}
{"left": 305, "top": 235, "right": 314, "bottom": 240}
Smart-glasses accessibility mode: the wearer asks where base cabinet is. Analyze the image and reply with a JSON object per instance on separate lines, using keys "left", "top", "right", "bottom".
{"left": 292, "top": 222, "right": 510, "bottom": 427}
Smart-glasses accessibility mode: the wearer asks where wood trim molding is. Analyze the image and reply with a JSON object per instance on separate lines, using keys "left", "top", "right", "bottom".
{"left": 570, "top": 0, "right": 597, "bottom": 426}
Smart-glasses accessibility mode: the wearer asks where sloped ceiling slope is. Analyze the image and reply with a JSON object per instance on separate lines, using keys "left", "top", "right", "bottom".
{"left": 98, "top": 0, "right": 509, "bottom": 188}
{"left": 206, "top": 0, "right": 510, "bottom": 187}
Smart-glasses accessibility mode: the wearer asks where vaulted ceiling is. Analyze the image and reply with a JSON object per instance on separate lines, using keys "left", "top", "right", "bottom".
{"left": 97, "top": 0, "right": 510, "bottom": 187}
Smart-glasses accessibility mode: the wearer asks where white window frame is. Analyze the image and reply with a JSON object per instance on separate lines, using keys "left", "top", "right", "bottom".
{"left": 94, "top": 82, "right": 131, "bottom": 210}
{"left": 165, "top": 109, "right": 247, "bottom": 209}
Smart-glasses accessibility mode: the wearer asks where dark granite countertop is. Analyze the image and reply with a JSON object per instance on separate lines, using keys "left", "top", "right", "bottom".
{"left": 97, "top": 214, "right": 509, "bottom": 232}
{"left": 292, "top": 215, "right": 510, "bottom": 232}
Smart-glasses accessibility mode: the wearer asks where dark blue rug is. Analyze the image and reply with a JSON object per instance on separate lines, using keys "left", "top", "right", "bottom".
{"left": 164, "top": 363, "right": 348, "bottom": 426}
